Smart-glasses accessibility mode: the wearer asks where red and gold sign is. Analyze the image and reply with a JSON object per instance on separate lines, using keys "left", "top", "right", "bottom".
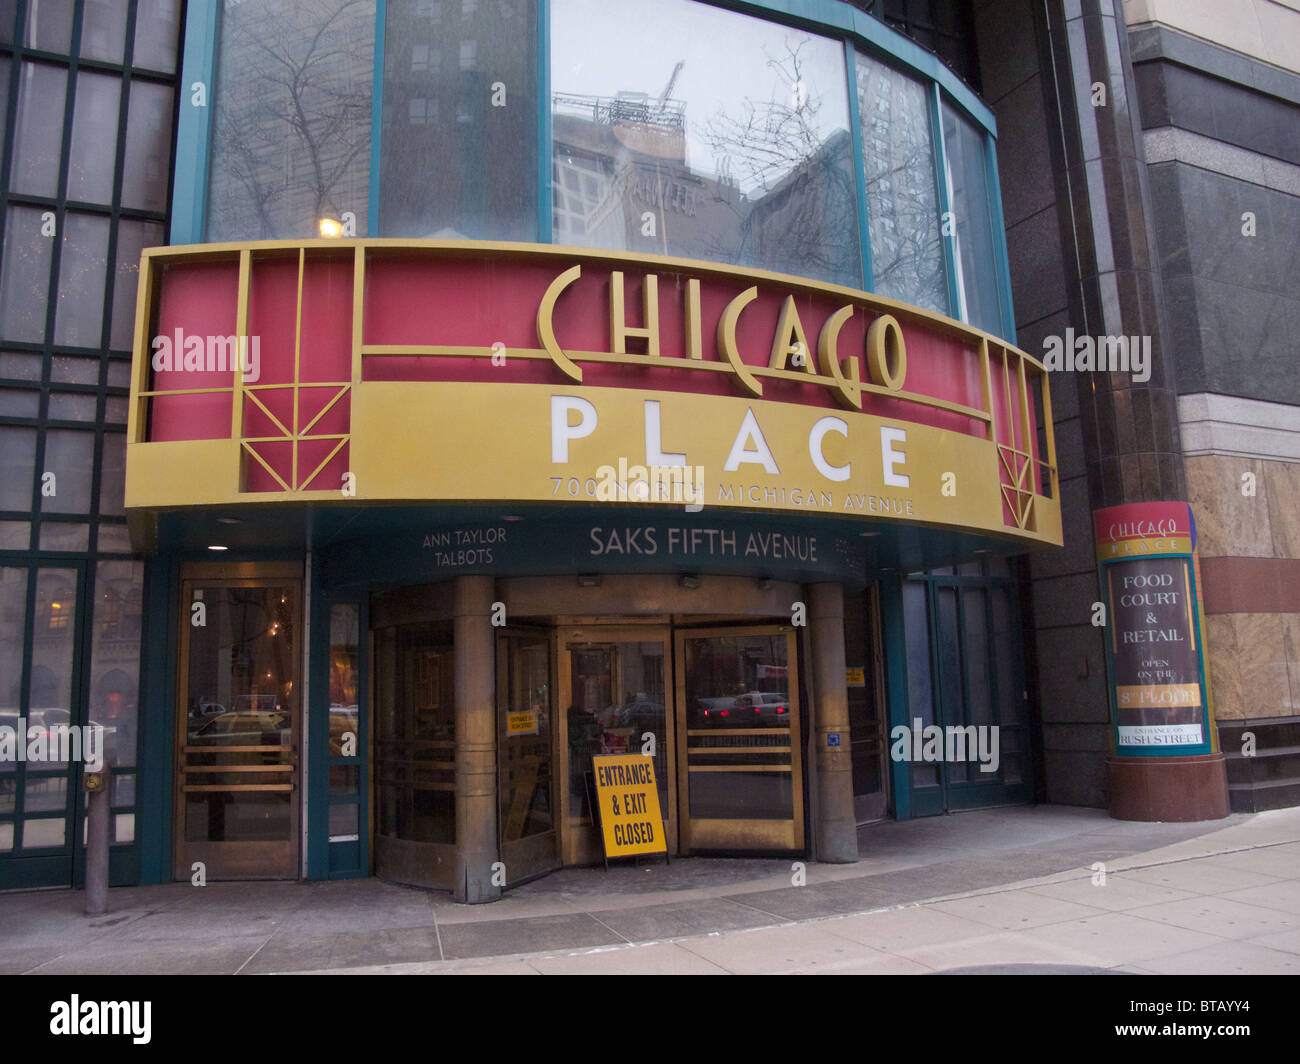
{"left": 126, "top": 240, "right": 1060, "bottom": 548}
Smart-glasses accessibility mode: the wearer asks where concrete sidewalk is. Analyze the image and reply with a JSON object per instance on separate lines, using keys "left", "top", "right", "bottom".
{"left": 3, "top": 805, "right": 1298, "bottom": 975}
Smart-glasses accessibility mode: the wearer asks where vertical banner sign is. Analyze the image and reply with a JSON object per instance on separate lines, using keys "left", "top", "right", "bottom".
{"left": 1094, "top": 502, "right": 1216, "bottom": 756}
{"left": 591, "top": 754, "right": 667, "bottom": 858}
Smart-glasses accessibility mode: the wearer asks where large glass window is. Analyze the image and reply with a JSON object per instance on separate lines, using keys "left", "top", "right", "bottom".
{"left": 10, "top": 61, "right": 66, "bottom": 197}
{"left": 206, "top": 0, "right": 376, "bottom": 241}
{"left": 856, "top": 51, "right": 947, "bottom": 314}
{"left": 941, "top": 101, "right": 1002, "bottom": 335}
{"left": 89, "top": 560, "right": 142, "bottom": 770}
{"left": 0, "top": 207, "right": 53, "bottom": 344}
{"left": 550, "top": 0, "right": 860, "bottom": 286}
{"left": 379, "top": 0, "right": 538, "bottom": 239}
{"left": 67, "top": 71, "right": 122, "bottom": 205}
{"left": 373, "top": 622, "right": 455, "bottom": 844}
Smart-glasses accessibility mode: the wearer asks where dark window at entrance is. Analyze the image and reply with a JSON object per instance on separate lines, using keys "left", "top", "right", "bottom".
{"left": 373, "top": 622, "right": 456, "bottom": 844}
{"left": 681, "top": 632, "right": 794, "bottom": 821}
{"left": 182, "top": 586, "right": 298, "bottom": 844}
{"left": 566, "top": 641, "right": 666, "bottom": 823}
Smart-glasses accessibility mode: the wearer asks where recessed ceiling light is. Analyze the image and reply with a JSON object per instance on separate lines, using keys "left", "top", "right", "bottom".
{"left": 207, "top": 545, "right": 228, "bottom": 551}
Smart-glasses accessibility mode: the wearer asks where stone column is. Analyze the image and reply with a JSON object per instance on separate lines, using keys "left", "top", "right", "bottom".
{"left": 808, "top": 582, "right": 857, "bottom": 862}
{"left": 453, "top": 575, "right": 502, "bottom": 902}
{"left": 1041, "top": 0, "right": 1226, "bottom": 819}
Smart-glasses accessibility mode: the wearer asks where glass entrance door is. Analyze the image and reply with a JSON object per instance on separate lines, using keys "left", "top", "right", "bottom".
{"left": 174, "top": 574, "right": 301, "bottom": 880}
{"left": 674, "top": 626, "right": 804, "bottom": 853}
{"left": 558, "top": 628, "right": 673, "bottom": 866}
{"left": 497, "top": 630, "right": 558, "bottom": 883}
{"left": 0, "top": 564, "right": 87, "bottom": 888}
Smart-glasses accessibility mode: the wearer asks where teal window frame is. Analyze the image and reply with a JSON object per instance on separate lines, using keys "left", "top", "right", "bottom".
{"left": 173, "top": 0, "right": 1015, "bottom": 339}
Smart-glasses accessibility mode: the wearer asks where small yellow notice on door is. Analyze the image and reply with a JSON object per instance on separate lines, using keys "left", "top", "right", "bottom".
{"left": 592, "top": 754, "right": 666, "bottom": 858}
{"left": 507, "top": 711, "right": 539, "bottom": 736}
{"left": 845, "top": 667, "right": 865, "bottom": 686}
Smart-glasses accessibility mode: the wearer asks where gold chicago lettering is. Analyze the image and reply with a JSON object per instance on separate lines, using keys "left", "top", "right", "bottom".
{"left": 536, "top": 264, "right": 584, "bottom": 382}
{"left": 768, "top": 295, "right": 815, "bottom": 375}
{"left": 717, "top": 286, "right": 762, "bottom": 397}
{"left": 818, "top": 304, "right": 863, "bottom": 410}
{"left": 610, "top": 271, "right": 660, "bottom": 358}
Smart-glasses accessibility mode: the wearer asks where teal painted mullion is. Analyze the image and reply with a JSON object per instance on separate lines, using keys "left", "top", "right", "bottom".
{"left": 929, "top": 83, "right": 962, "bottom": 322}
{"left": 878, "top": 574, "right": 910, "bottom": 820}
{"left": 136, "top": 554, "right": 176, "bottom": 883}
{"left": 985, "top": 129, "right": 1017, "bottom": 343}
{"left": 168, "top": 0, "right": 220, "bottom": 244}
{"left": 537, "top": 0, "right": 551, "bottom": 243}
{"left": 842, "top": 37, "right": 872, "bottom": 291}
{"left": 368, "top": 0, "right": 386, "bottom": 237}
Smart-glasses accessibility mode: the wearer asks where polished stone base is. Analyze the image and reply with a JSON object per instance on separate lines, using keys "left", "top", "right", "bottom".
{"left": 1107, "top": 754, "right": 1230, "bottom": 822}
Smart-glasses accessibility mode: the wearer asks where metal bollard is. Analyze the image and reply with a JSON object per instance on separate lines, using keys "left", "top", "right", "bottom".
{"left": 84, "top": 769, "right": 109, "bottom": 915}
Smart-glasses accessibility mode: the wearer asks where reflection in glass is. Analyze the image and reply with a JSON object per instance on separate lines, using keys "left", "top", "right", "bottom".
{"left": 373, "top": 623, "right": 455, "bottom": 844}
{"left": 48, "top": 392, "right": 98, "bottom": 421}
{"left": 67, "top": 71, "right": 121, "bottom": 205}
{"left": 30, "top": 569, "right": 78, "bottom": 719}
{"left": 99, "top": 433, "right": 126, "bottom": 516}
{"left": 500, "top": 636, "right": 552, "bottom": 843}
{"left": 54, "top": 214, "right": 110, "bottom": 347}
{"left": 40, "top": 430, "right": 95, "bottom": 513}
{"left": 90, "top": 561, "right": 142, "bottom": 769}
{"left": 38, "top": 522, "right": 90, "bottom": 551}
{"left": 380, "top": 0, "right": 538, "bottom": 239}
{"left": 182, "top": 585, "right": 298, "bottom": 843}
{"left": 80, "top": 0, "right": 128, "bottom": 63}
{"left": 328, "top": 604, "right": 359, "bottom": 757}
{"left": 567, "top": 641, "right": 666, "bottom": 824}
{"left": 0, "top": 428, "right": 35, "bottom": 510}
{"left": 682, "top": 633, "right": 793, "bottom": 820}
{"left": 935, "top": 585, "right": 965, "bottom": 780}
{"left": 963, "top": 586, "right": 992, "bottom": 727}
{"left": 11, "top": 62, "right": 66, "bottom": 196}
{"left": 134, "top": 0, "right": 182, "bottom": 73}
{"left": 551, "top": 0, "right": 860, "bottom": 286}
{"left": 0, "top": 569, "right": 28, "bottom": 821}
{"left": 207, "top": 0, "right": 375, "bottom": 240}
{"left": 121, "top": 80, "right": 173, "bottom": 212}
{"left": 856, "top": 52, "right": 947, "bottom": 313}
{"left": 22, "top": 818, "right": 64, "bottom": 848}
{"left": 0, "top": 389, "right": 39, "bottom": 417}
{"left": 25, "top": 775, "right": 65, "bottom": 812}
{"left": 22, "top": 2, "right": 73, "bottom": 52}
{"left": 111, "top": 220, "right": 165, "bottom": 350}
{"left": 941, "top": 102, "right": 1002, "bottom": 335}
{"left": 0, "top": 208, "right": 53, "bottom": 343}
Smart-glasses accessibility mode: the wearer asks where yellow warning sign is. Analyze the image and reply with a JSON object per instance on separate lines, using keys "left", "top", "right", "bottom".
{"left": 592, "top": 754, "right": 666, "bottom": 858}
{"left": 845, "top": 667, "right": 865, "bottom": 686}
{"left": 507, "top": 711, "right": 539, "bottom": 736}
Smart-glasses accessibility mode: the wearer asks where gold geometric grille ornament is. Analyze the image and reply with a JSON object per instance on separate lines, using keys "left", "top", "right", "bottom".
{"left": 241, "top": 382, "right": 350, "bottom": 492}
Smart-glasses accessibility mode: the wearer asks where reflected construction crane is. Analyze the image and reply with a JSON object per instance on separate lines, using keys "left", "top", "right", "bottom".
{"left": 656, "top": 60, "right": 685, "bottom": 119}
